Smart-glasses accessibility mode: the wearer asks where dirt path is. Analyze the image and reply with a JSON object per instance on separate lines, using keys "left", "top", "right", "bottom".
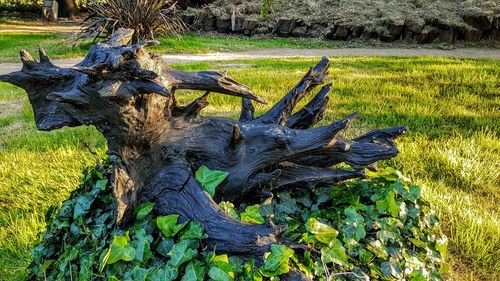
{"left": 0, "top": 21, "right": 81, "bottom": 33}
{"left": 0, "top": 48, "right": 498, "bottom": 74}
{"left": 161, "top": 48, "right": 500, "bottom": 62}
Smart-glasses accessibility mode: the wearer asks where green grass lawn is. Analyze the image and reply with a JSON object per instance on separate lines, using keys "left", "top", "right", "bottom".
{"left": 0, "top": 56, "right": 499, "bottom": 280}
{"left": 0, "top": 32, "right": 339, "bottom": 62}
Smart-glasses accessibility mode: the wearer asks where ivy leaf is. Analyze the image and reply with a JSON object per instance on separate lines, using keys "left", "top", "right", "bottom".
{"left": 359, "top": 248, "right": 373, "bottom": 265}
{"left": 155, "top": 237, "right": 174, "bottom": 257}
{"left": 135, "top": 202, "right": 155, "bottom": 220}
{"left": 167, "top": 240, "right": 198, "bottom": 267}
{"left": 228, "top": 256, "right": 244, "bottom": 274}
{"left": 387, "top": 191, "right": 400, "bottom": 217}
{"left": 156, "top": 214, "right": 187, "bottom": 237}
{"left": 147, "top": 266, "right": 178, "bottom": 281}
{"left": 181, "top": 221, "right": 207, "bottom": 240}
{"left": 94, "top": 179, "right": 108, "bottom": 191}
{"left": 276, "top": 192, "right": 301, "bottom": 215}
{"left": 219, "top": 201, "right": 240, "bottom": 220}
{"left": 195, "top": 165, "right": 229, "bottom": 197}
{"left": 243, "top": 259, "right": 262, "bottom": 281}
{"left": 408, "top": 237, "right": 427, "bottom": 248}
{"left": 381, "top": 262, "right": 403, "bottom": 278}
{"left": 366, "top": 240, "right": 388, "bottom": 259}
{"left": 260, "top": 244, "right": 294, "bottom": 277}
{"left": 305, "top": 217, "right": 338, "bottom": 244}
{"left": 209, "top": 254, "right": 234, "bottom": 277}
{"left": 408, "top": 270, "right": 427, "bottom": 281}
{"left": 409, "top": 184, "right": 421, "bottom": 201}
{"left": 130, "top": 239, "right": 151, "bottom": 264}
{"left": 91, "top": 212, "right": 111, "bottom": 239}
{"left": 376, "top": 190, "right": 400, "bottom": 217}
{"left": 240, "top": 205, "right": 265, "bottom": 224}
{"left": 340, "top": 221, "right": 366, "bottom": 242}
{"left": 125, "top": 266, "right": 149, "bottom": 281}
{"left": 181, "top": 261, "right": 205, "bottom": 281}
{"left": 376, "top": 230, "right": 399, "bottom": 243}
{"left": 38, "top": 259, "right": 54, "bottom": 276}
{"left": 320, "top": 239, "right": 349, "bottom": 267}
{"left": 208, "top": 266, "right": 233, "bottom": 281}
{"left": 101, "top": 234, "right": 136, "bottom": 271}
{"left": 344, "top": 206, "right": 364, "bottom": 223}
{"left": 436, "top": 236, "right": 448, "bottom": 258}
{"left": 73, "top": 194, "right": 96, "bottom": 220}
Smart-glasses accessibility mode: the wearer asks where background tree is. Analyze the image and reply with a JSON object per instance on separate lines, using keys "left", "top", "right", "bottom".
{"left": 57, "top": 0, "right": 78, "bottom": 19}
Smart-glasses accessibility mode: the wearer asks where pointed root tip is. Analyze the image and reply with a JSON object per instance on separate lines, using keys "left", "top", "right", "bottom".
{"left": 382, "top": 126, "right": 409, "bottom": 139}
{"left": 343, "top": 112, "right": 360, "bottom": 125}
{"left": 143, "top": 40, "right": 160, "bottom": 47}
{"left": 38, "top": 46, "right": 47, "bottom": 56}
{"left": 201, "top": 91, "right": 210, "bottom": 98}
{"left": 395, "top": 126, "right": 409, "bottom": 136}
{"left": 20, "top": 49, "right": 35, "bottom": 62}
{"left": 315, "top": 56, "right": 330, "bottom": 70}
{"left": 0, "top": 74, "right": 8, "bottom": 82}
{"left": 38, "top": 46, "right": 54, "bottom": 65}
{"left": 254, "top": 95, "right": 268, "bottom": 104}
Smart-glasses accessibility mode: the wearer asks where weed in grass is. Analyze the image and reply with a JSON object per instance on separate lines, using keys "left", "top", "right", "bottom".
{"left": 0, "top": 32, "right": 339, "bottom": 63}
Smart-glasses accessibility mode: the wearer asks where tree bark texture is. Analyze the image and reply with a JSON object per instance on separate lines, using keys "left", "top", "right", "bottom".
{"left": 0, "top": 29, "right": 407, "bottom": 263}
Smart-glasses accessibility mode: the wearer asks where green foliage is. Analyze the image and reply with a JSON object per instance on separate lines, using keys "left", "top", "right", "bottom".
{"left": 261, "top": 244, "right": 294, "bottom": 277}
{"left": 195, "top": 165, "right": 229, "bottom": 197}
{"left": 28, "top": 160, "right": 291, "bottom": 280}
{"left": 156, "top": 214, "right": 187, "bottom": 237}
{"left": 135, "top": 202, "right": 155, "bottom": 221}
{"left": 240, "top": 205, "right": 265, "bottom": 224}
{"left": 0, "top": 0, "right": 90, "bottom": 12}
{"left": 255, "top": 167, "right": 447, "bottom": 280}
{"left": 29, "top": 158, "right": 446, "bottom": 280}
{"left": 101, "top": 233, "right": 136, "bottom": 268}
{"left": 0, "top": 0, "right": 40, "bottom": 12}
{"left": 260, "top": 0, "right": 274, "bottom": 20}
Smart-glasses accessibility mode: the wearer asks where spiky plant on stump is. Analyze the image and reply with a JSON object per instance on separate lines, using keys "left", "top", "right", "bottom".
{"left": 0, "top": 29, "right": 407, "bottom": 276}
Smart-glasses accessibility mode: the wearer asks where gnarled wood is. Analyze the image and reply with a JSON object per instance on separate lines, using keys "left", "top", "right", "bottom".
{"left": 0, "top": 28, "right": 406, "bottom": 263}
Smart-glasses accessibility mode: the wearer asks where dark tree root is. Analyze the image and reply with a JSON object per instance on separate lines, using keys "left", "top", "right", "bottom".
{"left": 140, "top": 162, "right": 281, "bottom": 258}
{"left": 0, "top": 28, "right": 407, "bottom": 267}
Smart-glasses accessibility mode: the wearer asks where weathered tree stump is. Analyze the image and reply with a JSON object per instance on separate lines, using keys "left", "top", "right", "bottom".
{"left": 0, "top": 29, "right": 407, "bottom": 266}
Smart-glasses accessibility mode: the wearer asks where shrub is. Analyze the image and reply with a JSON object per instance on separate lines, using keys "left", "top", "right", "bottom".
{"left": 29, "top": 158, "right": 447, "bottom": 280}
{"left": 81, "top": 0, "right": 185, "bottom": 43}
{"left": 0, "top": 0, "right": 41, "bottom": 12}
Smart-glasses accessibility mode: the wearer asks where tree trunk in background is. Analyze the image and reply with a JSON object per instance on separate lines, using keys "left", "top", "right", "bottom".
{"left": 57, "top": 0, "right": 77, "bottom": 19}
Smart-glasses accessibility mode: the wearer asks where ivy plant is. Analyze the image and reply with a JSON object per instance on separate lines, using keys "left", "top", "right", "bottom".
{"left": 29, "top": 159, "right": 446, "bottom": 280}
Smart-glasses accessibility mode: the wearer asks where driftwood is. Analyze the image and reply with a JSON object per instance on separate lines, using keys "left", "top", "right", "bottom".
{"left": 0, "top": 29, "right": 406, "bottom": 271}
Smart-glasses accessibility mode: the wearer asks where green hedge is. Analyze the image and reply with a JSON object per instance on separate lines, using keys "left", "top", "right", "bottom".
{"left": 0, "top": 0, "right": 91, "bottom": 13}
